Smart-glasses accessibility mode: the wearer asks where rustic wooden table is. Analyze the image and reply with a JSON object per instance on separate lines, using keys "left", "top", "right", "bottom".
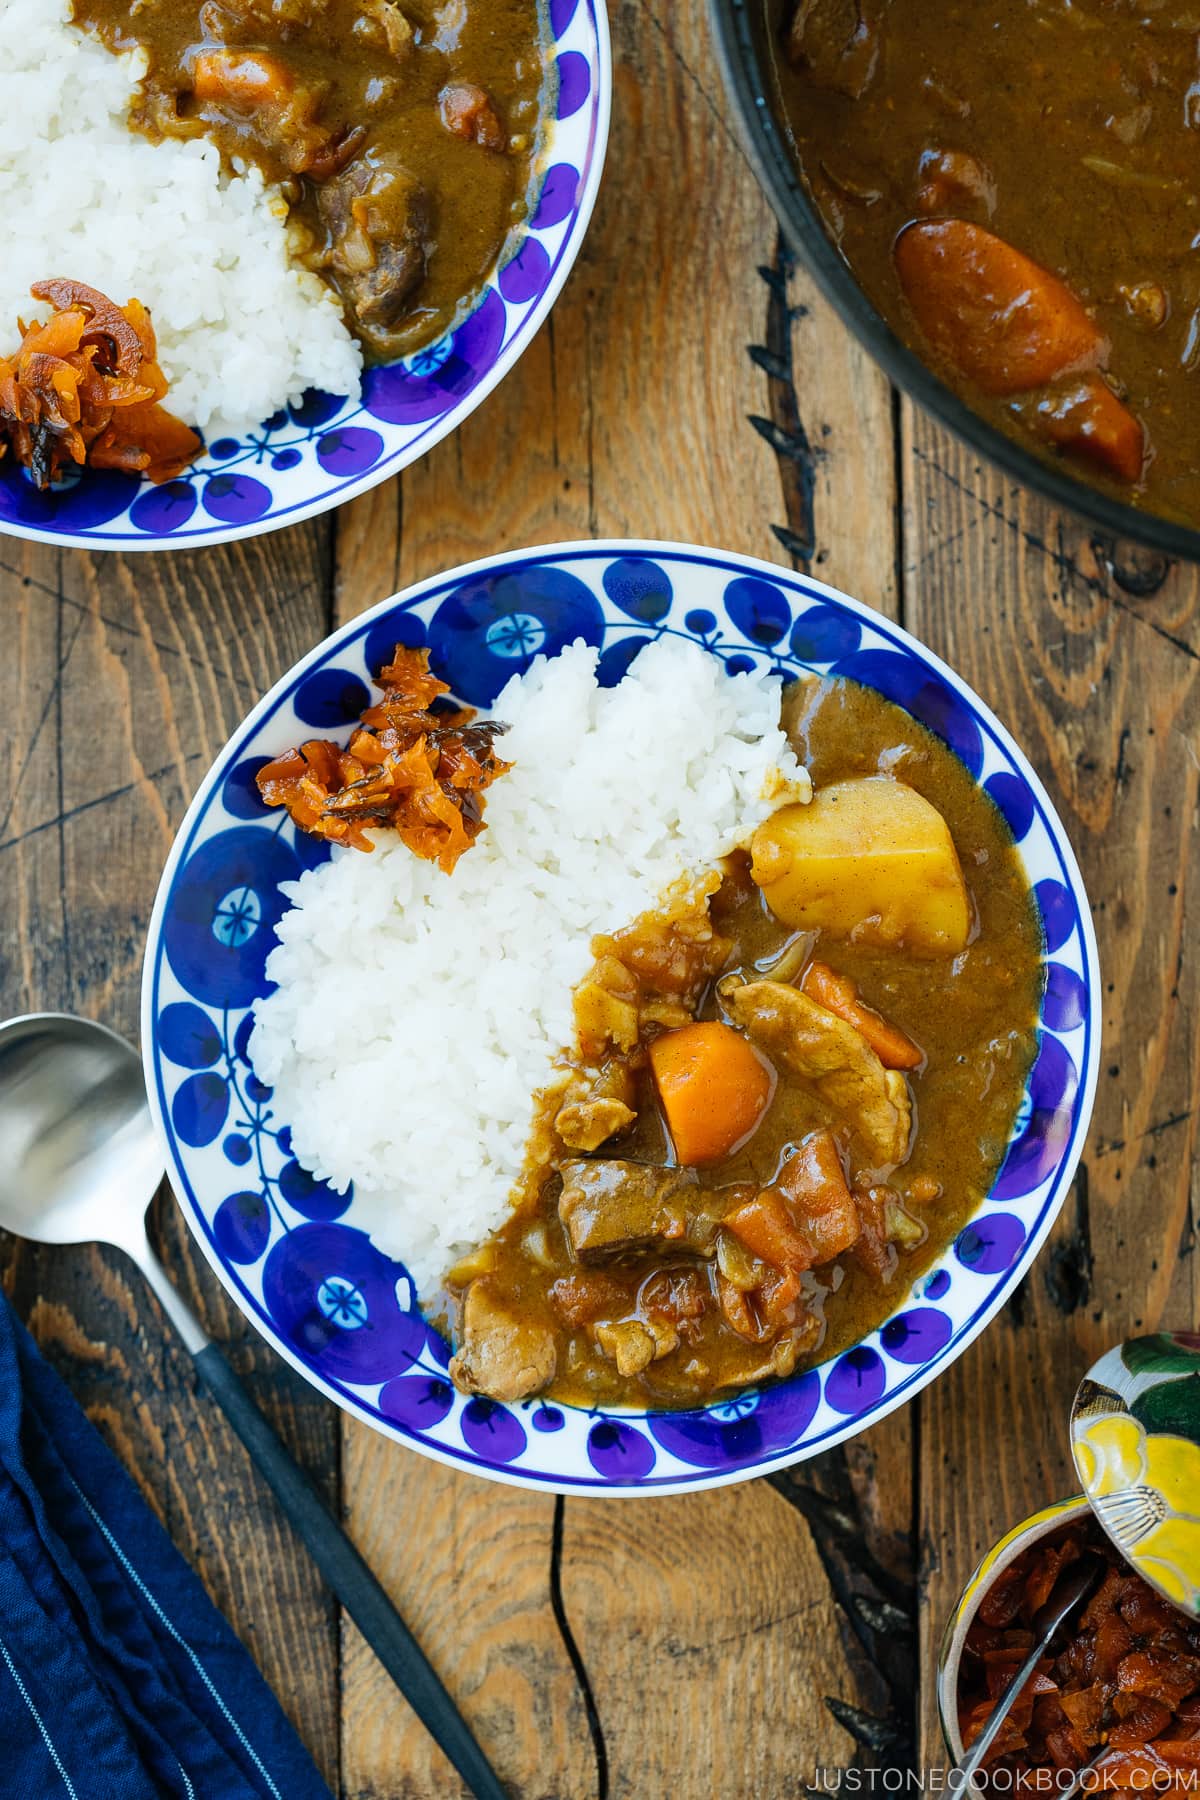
{"left": 2, "top": 2, "right": 1197, "bottom": 1794}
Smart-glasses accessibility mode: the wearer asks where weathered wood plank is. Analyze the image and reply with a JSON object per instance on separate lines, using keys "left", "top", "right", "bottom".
{"left": 0, "top": 528, "right": 344, "bottom": 1788}
{"left": 560, "top": 1484, "right": 853, "bottom": 1800}
{"left": 768, "top": 239, "right": 915, "bottom": 1780}
{"left": 901, "top": 405, "right": 1200, "bottom": 1763}
{"left": 778, "top": 242, "right": 900, "bottom": 618}
{"left": 331, "top": 4, "right": 914, "bottom": 1791}
{"left": 338, "top": 1446, "right": 598, "bottom": 1800}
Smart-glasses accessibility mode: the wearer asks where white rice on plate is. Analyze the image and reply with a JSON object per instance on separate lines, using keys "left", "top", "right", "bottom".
{"left": 0, "top": 0, "right": 362, "bottom": 435}
{"left": 250, "top": 637, "right": 811, "bottom": 1292}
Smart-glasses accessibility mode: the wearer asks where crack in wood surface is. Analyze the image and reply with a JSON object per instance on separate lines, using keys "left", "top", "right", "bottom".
{"left": 644, "top": 4, "right": 750, "bottom": 168}
{"left": 1108, "top": 589, "right": 1200, "bottom": 665}
{"left": 0, "top": 752, "right": 207, "bottom": 857}
{"left": 910, "top": 445, "right": 1200, "bottom": 658}
{"left": 550, "top": 1496, "right": 608, "bottom": 1800}
{"left": 1096, "top": 1109, "right": 1195, "bottom": 1157}
{"left": 767, "top": 1454, "right": 916, "bottom": 1771}
{"left": 1, "top": 605, "right": 88, "bottom": 842}
{"left": 749, "top": 238, "right": 819, "bottom": 568}
{"left": 1044, "top": 1162, "right": 1094, "bottom": 1316}
{"left": 909, "top": 444, "right": 1116, "bottom": 600}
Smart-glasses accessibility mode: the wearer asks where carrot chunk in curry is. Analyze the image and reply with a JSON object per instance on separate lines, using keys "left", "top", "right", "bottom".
{"left": 648, "top": 1020, "right": 774, "bottom": 1165}
{"left": 800, "top": 960, "right": 923, "bottom": 1071}
{"left": 0, "top": 280, "right": 200, "bottom": 489}
{"left": 256, "top": 645, "right": 510, "bottom": 870}
{"left": 894, "top": 219, "right": 1107, "bottom": 398}
{"left": 1030, "top": 375, "right": 1146, "bottom": 489}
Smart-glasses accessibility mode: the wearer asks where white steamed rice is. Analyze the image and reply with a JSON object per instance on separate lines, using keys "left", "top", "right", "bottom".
{"left": 0, "top": 0, "right": 362, "bottom": 434}
{"left": 250, "top": 637, "right": 811, "bottom": 1292}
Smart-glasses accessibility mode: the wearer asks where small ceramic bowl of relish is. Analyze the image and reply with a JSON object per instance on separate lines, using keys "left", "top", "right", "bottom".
{"left": 938, "top": 1496, "right": 1200, "bottom": 1787}
{"left": 939, "top": 1333, "right": 1200, "bottom": 1785}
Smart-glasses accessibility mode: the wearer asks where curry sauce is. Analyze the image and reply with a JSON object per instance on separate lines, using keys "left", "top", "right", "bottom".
{"left": 767, "top": 0, "right": 1200, "bottom": 527}
{"left": 72, "top": 0, "right": 551, "bottom": 359}
{"left": 443, "top": 676, "right": 1045, "bottom": 1411}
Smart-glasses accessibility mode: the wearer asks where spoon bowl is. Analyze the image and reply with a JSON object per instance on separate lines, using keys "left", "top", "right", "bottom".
{"left": 0, "top": 1013, "right": 163, "bottom": 1251}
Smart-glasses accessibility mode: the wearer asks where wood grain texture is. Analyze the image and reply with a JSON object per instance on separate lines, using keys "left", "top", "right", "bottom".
{"left": 8, "top": 0, "right": 1193, "bottom": 1788}
{"left": 328, "top": 4, "right": 920, "bottom": 1796}
{"left": 0, "top": 528, "right": 344, "bottom": 1787}
{"left": 901, "top": 405, "right": 1200, "bottom": 1762}
{"left": 777, "top": 242, "right": 900, "bottom": 618}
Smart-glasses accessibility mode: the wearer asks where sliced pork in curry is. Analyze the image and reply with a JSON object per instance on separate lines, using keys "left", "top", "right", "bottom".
{"left": 448, "top": 1277, "right": 556, "bottom": 1403}
{"left": 442, "top": 674, "right": 1043, "bottom": 1410}
{"left": 721, "top": 979, "right": 912, "bottom": 1168}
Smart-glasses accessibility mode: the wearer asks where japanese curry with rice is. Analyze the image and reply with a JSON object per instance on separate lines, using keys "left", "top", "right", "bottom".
{"left": 766, "top": 1, "right": 1200, "bottom": 529}
{"left": 260, "top": 654, "right": 1044, "bottom": 1412}
{"left": 73, "top": 0, "right": 549, "bottom": 359}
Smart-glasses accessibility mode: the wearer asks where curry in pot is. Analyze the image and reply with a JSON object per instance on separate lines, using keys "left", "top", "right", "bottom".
{"left": 767, "top": 1, "right": 1200, "bottom": 528}
{"left": 443, "top": 676, "right": 1045, "bottom": 1411}
{"left": 73, "top": 0, "right": 550, "bottom": 358}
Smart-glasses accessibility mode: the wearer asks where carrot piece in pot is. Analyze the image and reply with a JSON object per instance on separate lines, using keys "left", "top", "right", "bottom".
{"left": 894, "top": 219, "right": 1107, "bottom": 395}
{"left": 1031, "top": 374, "right": 1146, "bottom": 484}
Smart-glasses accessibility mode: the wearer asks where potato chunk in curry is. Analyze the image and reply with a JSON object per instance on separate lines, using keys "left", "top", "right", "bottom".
{"left": 749, "top": 775, "right": 971, "bottom": 954}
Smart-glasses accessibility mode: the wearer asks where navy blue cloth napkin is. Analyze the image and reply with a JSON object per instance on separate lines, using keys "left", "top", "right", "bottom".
{"left": 0, "top": 1293, "right": 333, "bottom": 1800}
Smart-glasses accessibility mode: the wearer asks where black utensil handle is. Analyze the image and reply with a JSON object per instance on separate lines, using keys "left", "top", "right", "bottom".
{"left": 193, "top": 1341, "right": 507, "bottom": 1800}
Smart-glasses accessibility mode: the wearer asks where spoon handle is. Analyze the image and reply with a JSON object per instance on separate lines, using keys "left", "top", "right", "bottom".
{"left": 132, "top": 1232, "right": 507, "bottom": 1795}
{"left": 954, "top": 1632, "right": 1047, "bottom": 1782}
{"left": 192, "top": 1341, "right": 509, "bottom": 1800}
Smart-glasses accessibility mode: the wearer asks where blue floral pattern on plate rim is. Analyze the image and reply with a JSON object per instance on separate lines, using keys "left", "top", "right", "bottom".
{"left": 0, "top": 0, "right": 608, "bottom": 552}
{"left": 141, "top": 541, "right": 1102, "bottom": 1494}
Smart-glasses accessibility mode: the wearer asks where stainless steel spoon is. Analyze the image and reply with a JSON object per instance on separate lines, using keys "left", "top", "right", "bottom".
{"left": 0, "top": 1011, "right": 506, "bottom": 1800}
{"left": 954, "top": 1550, "right": 1105, "bottom": 1790}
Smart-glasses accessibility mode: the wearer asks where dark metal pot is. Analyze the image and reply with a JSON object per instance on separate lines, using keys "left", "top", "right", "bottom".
{"left": 709, "top": 0, "right": 1200, "bottom": 564}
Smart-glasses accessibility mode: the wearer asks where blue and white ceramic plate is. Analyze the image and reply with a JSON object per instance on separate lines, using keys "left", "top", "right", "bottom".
{"left": 0, "top": 3, "right": 608, "bottom": 552}
{"left": 141, "top": 541, "right": 1101, "bottom": 1495}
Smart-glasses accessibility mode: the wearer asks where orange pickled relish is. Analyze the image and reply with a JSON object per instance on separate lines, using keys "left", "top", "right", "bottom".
{"left": 256, "top": 646, "right": 511, "bottom": 873}
{"left": 959, "top": 1523, "right": 1200, "bottom": 1788}
{"left": 0, "top": 279, "right": 200, "bottom": 488}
